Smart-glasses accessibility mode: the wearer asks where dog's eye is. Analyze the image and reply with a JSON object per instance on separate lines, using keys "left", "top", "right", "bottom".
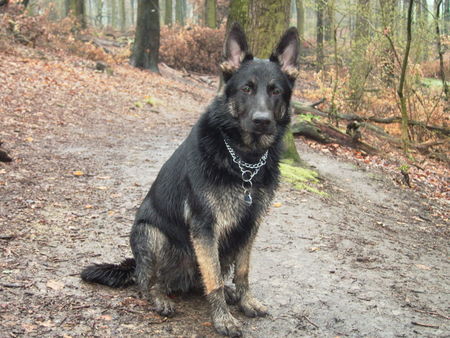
{"left": 271, "top": 88, "right": 282, "bottom": 96}
{"left": 241, "top": 85, "right": 252, "bottom": 94}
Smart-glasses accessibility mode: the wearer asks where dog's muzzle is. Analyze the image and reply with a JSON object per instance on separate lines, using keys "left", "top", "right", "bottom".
{"left": 251, "top": 111, "right": 275, "bottom": 134}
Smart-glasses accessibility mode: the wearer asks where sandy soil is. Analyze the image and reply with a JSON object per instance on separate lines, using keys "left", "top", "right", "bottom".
{"left": 0, "top": 53, "right": 449, "bottom": 337}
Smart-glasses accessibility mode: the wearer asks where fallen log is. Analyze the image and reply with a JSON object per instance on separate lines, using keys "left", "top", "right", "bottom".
{"left": 292, "top": 101, "right": 449, "bottom": 158}
{"left": 291, "top": 120, "right": 329, "bottom": 143}
{"left": 414, "top": 139, "right": 449, "bottom": 150}
{"left": 292, "top": 101, "right": 450, "bottom": 136}
{"left": 291, "top": 119, "right": 378, "bottom": 155}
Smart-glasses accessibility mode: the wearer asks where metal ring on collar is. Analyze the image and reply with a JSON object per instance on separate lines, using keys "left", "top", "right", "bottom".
{"left": 242, "top": 181, "right": 252, "bottom": 190}
{"left": 241, "top": 170, "right": 253, "bottom": 182}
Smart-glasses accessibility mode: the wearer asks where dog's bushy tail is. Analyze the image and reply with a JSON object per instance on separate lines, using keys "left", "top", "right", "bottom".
{"left": 81, "top": 258, "right": 136, "bottom": 288}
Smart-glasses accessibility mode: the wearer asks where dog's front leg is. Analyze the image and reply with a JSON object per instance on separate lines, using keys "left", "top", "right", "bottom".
{"left": 234, "top": 232, "right": 268, "bottom": 318}
{"left": 191, "top": 234, "right": 242, "bottom": 337}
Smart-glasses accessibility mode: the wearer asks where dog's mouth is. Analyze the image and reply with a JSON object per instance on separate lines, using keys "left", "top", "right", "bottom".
{"left": 238, "top": 129, "right": 276, "bottom": 150}
{"left": 240, "top": 123, "right": 275, "bottom": 136}
{"left": 251, "top": 129, "right": 275, "bottom": 136}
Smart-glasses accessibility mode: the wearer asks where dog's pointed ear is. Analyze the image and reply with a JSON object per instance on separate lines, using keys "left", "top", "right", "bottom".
{"left": 270, "top": 27, "right": 300, "bottom": 81}
{"left": 221, "top": 23, "right": 253, "bottom": 81}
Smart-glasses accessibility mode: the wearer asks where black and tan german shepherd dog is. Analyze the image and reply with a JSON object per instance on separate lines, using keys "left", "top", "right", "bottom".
{"left": 81, "top": 24, "right": 299, "bottom": 337}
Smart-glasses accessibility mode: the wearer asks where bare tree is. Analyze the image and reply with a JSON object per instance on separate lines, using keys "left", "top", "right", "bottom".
{"left": 205, "top": 0, "right": 217, "bottom": 28}
{"left": 316, "top": 0, "right": 324, "bottom": 70}
{"left": 175, "top": 0, "right": 185, "bottom": 25}
{"left": 165, "top": 0, "right": 172, "bottom": 25}
{"left": 348, "top": 0, "right": 371, "bottom": 110}
{"left": 296, "top": 0, "right": 305, "bottom": 42}
{"left": 228, "top": 0, "right": 291, "bottom": 58}
{"left": 119, "top": 0, "right": 126, "bottom": 31}
{"left": 67, "top": 0, "right": 87, "bottom": 28}
{"left": 130, "top": 0, "right": 160, "bottom": 73}
{"left": 434, "top": 0, "right": 449, "bottom": 104}
{"left": 397, "top": 0, "right": 414, "bottom": 151}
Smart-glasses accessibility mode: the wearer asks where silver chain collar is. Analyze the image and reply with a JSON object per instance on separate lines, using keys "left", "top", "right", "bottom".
{"left": 223, "top": 137, "right": 268, "bottom": 206}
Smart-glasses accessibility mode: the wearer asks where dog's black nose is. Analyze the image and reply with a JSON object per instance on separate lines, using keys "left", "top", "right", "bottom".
{"left": 252, "top": 111, "right": 273, "bottom": 131}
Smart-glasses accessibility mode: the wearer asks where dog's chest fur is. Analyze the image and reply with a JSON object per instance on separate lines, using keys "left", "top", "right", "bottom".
{"left": 206, "top": 184, "right": 272, "bottom": 241}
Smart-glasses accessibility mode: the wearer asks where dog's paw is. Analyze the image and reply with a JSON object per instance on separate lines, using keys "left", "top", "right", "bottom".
{"left": 224, "top": 285, "right": 239, "bottom": 305}
{"left": 213, "top": 312, "right": 242, "bottom": 337}
{"left": 239, "top": 294, "right": 268, "bottom": 318}
{"left": 152, "top": 296, "right": 175, "bottom": 317}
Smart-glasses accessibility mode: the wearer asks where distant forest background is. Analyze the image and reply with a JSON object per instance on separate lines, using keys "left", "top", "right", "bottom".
{"left": 1, "top": 0, "right": 449, "bottom": 157}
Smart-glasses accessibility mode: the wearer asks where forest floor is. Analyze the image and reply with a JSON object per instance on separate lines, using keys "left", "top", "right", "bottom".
{"left": 0, "top": 42, "right": 449, "bottom": 337}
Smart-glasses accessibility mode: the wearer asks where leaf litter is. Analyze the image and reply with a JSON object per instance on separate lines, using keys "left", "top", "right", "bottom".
{"left": 0, "top": 21, "right": 449, "bottom": 337}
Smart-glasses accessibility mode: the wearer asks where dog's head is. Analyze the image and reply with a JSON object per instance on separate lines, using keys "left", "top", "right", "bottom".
{"left": 220, "top": 23, "right": 299, "bottom": 150}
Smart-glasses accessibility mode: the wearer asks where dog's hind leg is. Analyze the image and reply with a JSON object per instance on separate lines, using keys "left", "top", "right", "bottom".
{"left": 191, "top": 234, "right": 242, "bottom": 337}
{"left": 131, "top": 223, "right": 175, "bottom": 317}
{"left": 233, "top": 228, "right": 268, "bottom": 318}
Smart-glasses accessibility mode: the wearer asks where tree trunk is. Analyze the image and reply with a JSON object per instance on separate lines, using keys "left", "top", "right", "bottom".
{"left": 316, "top": 0, "right": 324, "bottom": 70}
{"left": 415, "top": 0, "right": 428, "bottom": 62}
{"left": 205, "top": 0, "right": 217, "bottom": 28}
{"left": 397, "top": 0, "right": 414, "bottom": 152}
{"left": 324, "top": 0, "right": 334, "bottom": 42}
{"left": 111, "top": 0, "right": 117, "bottom": 29}
{"left": 64, "top": 0, "right": 70, "bottom": 16}
{"left": 130, "top": 0, "right": 135, "bottom": 26}
{"left": 228, "top": 0, "right": 302, "bottom": 164}
{"left": 227, "top": 0, "right": 250, "bottom": 32}
{"left": 94, "top": 0, "right": 103, "bottom": 27}
{"left": 119, "top": 0, "right": 126, "bottom": 31}
{"left": 330, "top": 5, "right": 339, "bottom": 123}
{"left": 175, "top": 0, "right": 185, "bottom": 25}
{"left": 379, "top": 0, "right": 396, "bottom": 85}
{"left": 228, "top": 0, "right": 291, "bottom": 58}
{"left": 130, "top": 0, "right": 160, "bottom": 73}
{"left": 434, "top": 0, "right": 450, "bottom": 104}
{"left": 165, "top": 0, "right": 172, "bottom": 26}
{"left": 68, "top": 0, "right": 87, "bottom": 28}
{"left": 444, "top": 0, "right": 449, "bottom": 34}
{"left": 296, "top": 0, "right": 305, "bottom": 42}
{"left": 348, "top": 0, "right": 371, "bottom": 110}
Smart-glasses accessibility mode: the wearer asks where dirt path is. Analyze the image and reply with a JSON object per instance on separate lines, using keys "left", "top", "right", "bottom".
{"left": 1, "top": 54, "right": 449, "bottom": 337}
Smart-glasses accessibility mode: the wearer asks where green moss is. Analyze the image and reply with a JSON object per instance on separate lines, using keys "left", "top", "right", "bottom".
{"left": 421, "top": 78, "right": 449, "bottom": 88}
{"left": 296, "top": 113, "right": 321, "bottom": 123}
{"left": 144, "top": 96, "right": 157, "bottom": 106}
{"left": 280, "top": 160, "right": 326, "bottom": 196}
{"left": 205, "top": 0, "right": 217, "bottom": 28}
{"left": 281, "top": 130, "right": 301, "bottom": 164}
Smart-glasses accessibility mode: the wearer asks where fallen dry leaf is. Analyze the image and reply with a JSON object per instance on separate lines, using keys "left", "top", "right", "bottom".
{"left": 21, "top": 323, "right": 37, "bottom": 332}
{"left": 415, "top": 264, "right": 432, "bottom": 271}
{"left": 38, "top": 320, "right": 55, "bottom": 327}
{"left": 46, "top": 279, "right": 65, "bottom": 291}
{"left": 98, "top": 314, "right": 113, "bottom": 321}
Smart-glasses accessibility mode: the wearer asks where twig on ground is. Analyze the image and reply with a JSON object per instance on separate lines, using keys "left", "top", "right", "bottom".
{"left": 411, "top": 321, "right": 440, "bottom": 328}
{"left": 302, "top": 315, "right": 319, "bottom": 329}
{"left": 0, "top": 235, "right": 16, "bottom": 240}
{"left": 413, "top": 308, "right": 450, "bottom": 320}
{"left": 0, "top": 282, "right": 24, "bottom": 288}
